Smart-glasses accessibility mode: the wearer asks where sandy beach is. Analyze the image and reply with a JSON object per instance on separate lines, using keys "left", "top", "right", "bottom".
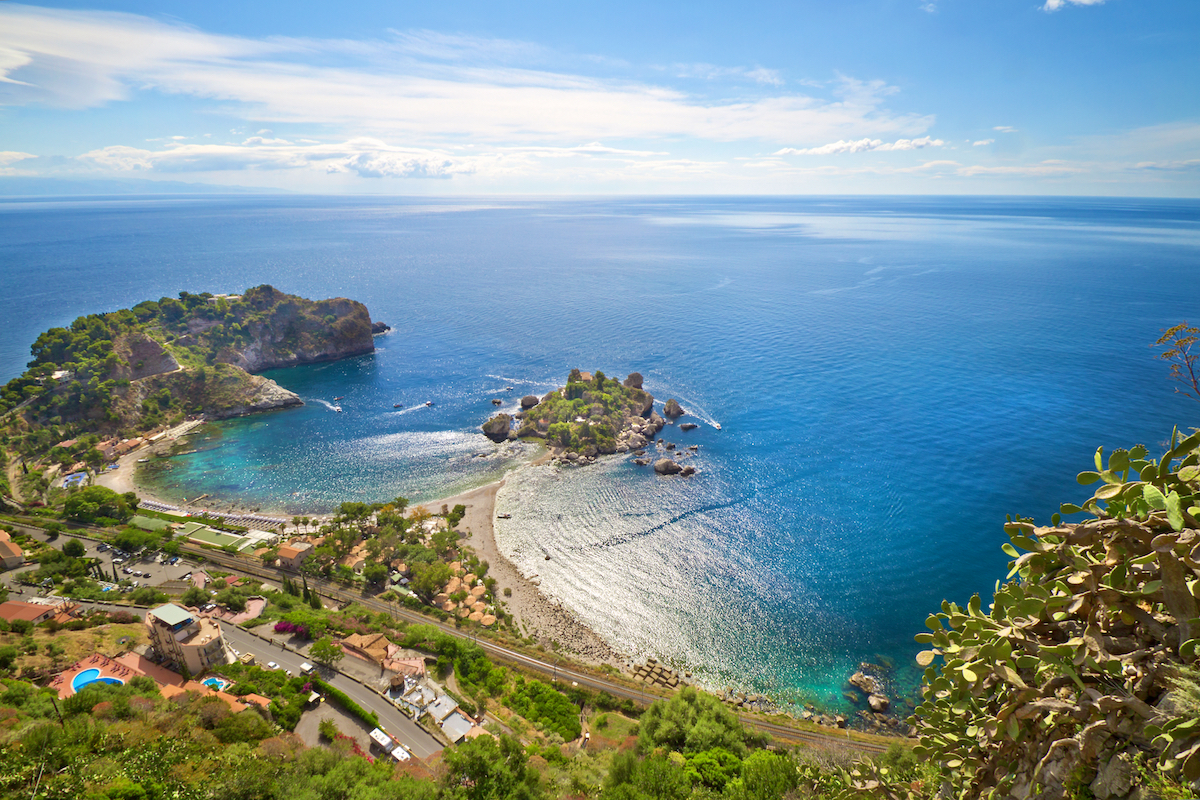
{"left": 96, "top": 426, "right": 624, "bottom": 668}
{"left": 428, "top": 481, "right": 626, "bottom": 669}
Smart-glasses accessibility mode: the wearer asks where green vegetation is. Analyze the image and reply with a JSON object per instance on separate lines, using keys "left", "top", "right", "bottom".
{"left": 0, "top": 286, "right": 371, "bottom": 498}
{"left": 907, "top": 429, "right": 1200, "bottom": 798}
{"left": 505, "top": 677, "right": 582, "bottom": 741}
{"left": 514, "top": 369, "right": 652, "bottom": 455}
{"left": 62, "top": 484, "right": 136, "bottom": 524}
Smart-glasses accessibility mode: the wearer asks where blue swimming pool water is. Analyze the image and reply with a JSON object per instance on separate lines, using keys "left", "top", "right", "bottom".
{"left": 72, "top": 668, "right": 124, "bottom": 691}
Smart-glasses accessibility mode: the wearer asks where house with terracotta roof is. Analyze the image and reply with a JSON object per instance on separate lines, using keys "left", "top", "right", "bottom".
{"left": 0, "top": 536, "right": 24, "bottom": 570}
{"left": 0, "top": 600, "right": 57, "bottom": 625}
{"left": 276, "top": 542, "right": 314, "bottom": 571}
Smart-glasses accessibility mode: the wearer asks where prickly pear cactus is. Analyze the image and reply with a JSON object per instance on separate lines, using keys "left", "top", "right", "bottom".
{"left": 911, "top": 428, "right": 1200, "bottom": 800}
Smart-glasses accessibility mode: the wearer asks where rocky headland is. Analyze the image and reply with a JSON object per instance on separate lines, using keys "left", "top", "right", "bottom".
{"left": 0, "top": 286, "right": 381, "bottom": 462}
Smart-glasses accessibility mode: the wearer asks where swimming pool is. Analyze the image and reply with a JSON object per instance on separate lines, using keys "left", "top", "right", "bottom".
{"left": 72, "top": 668, "right": 124, "bottom": 691}
{"left": 202, "top": 677, "right": 231, "bottom": 691}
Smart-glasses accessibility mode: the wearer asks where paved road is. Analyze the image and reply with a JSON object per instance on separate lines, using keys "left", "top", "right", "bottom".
{"left": 3, "top": 517, "right": 894, "bottom": 755}
{"left": 1, "top": 521, "right": 443, "bottom": 759}
{"left": 187, "top": 548, "right": 893, "bottom": 755}
{"left": 219, "top": 625, "right": 442, "bottom": 760}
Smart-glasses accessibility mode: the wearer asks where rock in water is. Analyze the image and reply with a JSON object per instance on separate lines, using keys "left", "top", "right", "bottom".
{"left": 623, "top": 372, "right": 644, "bottom": 389}
{"left": 663, "top": 398, "right": 684, "bottom": 418}
{"left": 371, "top": 321, "right": 391, "bottom": 334}
{"left": 680, "top": 465, "right": 696, "bottom": 476}
{"left": 481, "top": 414, "right": 512, "bottom": 443}
{"left": 868, "top": 694, "right": 890, "bottom": 712}
{"left": 654, "top": 459, "right": 682, "bottom": 475}
{"left": 521, "top": 395, "right": 540, "bottom": 409}
{"left": 679, "top": 422, "right": 698, "bottom": 431}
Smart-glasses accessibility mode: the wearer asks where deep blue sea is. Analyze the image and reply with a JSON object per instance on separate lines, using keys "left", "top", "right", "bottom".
{"left": 2, "top": 195, "right": 1198, "bottom": 714}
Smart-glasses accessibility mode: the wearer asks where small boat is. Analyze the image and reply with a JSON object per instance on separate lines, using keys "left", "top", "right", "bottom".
{"left": 137, "top": 458, "right": 149, "bottom": 463}
{"left": 393, "top": 403, "right": 403, "bottom": 408}
{"left": 505, "top": 386, "right": 513, "bottom": 391}
{"left": 496, "top": 513, "right": 511, "bottom": 519}
{"left": 424, "top": 401, "right": 433, "bottom": 407}
{"left": 333, "top": 406, "right": 343, "bottom": 413}
{"left": 713, "top": 423, "right": 721, "bottom": 430}
{"left": 333, "top": 396, "right": 344, "bottom": 401}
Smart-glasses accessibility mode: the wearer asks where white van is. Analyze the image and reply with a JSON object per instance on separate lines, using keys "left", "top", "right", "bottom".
{"left": 300, "top": 662, "right": 316, "bottom": 675}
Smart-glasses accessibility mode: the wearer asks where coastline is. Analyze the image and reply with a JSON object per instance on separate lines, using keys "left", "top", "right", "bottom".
{"left": 96, "top": 426, "right": 626, "bottom": 669}
{"left": 415, "top": 480, "right": 627, "bottom": 669}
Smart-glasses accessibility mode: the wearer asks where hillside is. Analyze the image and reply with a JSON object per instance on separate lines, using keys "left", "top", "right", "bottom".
{"left": 0, "top": 286, "right": 375, "bottom": 465}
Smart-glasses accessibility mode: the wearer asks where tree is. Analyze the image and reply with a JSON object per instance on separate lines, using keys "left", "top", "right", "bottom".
{"left": 638, "top": 687, "right": 750, "bottom": 756}
{"left": 737, "top": 751, "right": 797, "bottom": 800}
{"left": 62, "top": 538, "right": 86, "bottom": 559}
{"left": 440, "top": 734, "right": 538, "bottom": 800}
{"left": 363, "top": 561, "right": 388, "bottom": 585}
{"left": 309, "top": 636, "right": 343, "bottom": 667}
{"left": 180, "top": 586, "right": 209, "bottom": 607}
{"left": 410, "top": 561, "right": 452, "bottom": 601}
{"left": 1156, "top": 322, "right": 1200, "bottom": 400}
{"left": 63, "top": 485, "right": 132, "bottom": 523}
{"left": 214, "top": 587, "right": 247, "bottom": 612}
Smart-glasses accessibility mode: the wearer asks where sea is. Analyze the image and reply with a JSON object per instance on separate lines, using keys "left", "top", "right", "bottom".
{"left": 2, "top": 195, "right": 1198, "bottom": 715}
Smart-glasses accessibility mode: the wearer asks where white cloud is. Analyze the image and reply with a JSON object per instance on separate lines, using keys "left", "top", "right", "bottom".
{"left": 1134, "top": 159, "right": 1200, "bottom": 172}
{"left": 1043, "top": 0, "right": 1106, "bottom": 11}
{"left": 993, "top": 126, "right": 1017, "bottom": 133}
{"left": 774, "top": 136, "right": 944, "bottom": 155}
{"left": 972, "top": 139, "right": 994, "bottom": 146}
{"left": 955, "top": 160, "right": 1083, "bottom": 177}
{"left": 0, "top": 4, "right": 931, "bottom": 146}
{"left": 71, "top": 137, "right": 684, "bottom": 180}
{"left": 920, "top": 2, "right": 937, "bottom": 12}
{"left": 0, "top": 150, "right": 36, "bottom": 166}
{"left": 672, "top": 63, "right": 785, "bottom": 86}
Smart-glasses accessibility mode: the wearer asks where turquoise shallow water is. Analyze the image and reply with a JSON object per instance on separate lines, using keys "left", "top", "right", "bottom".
{"left": 2, "top": 195, "right": 1198, "bottom": 714}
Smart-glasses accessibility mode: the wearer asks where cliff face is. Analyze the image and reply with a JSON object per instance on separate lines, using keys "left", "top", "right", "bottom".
{"left": 116, "top": 362, "right": 302, "bottom": 425}
{"left": 208, "top": 286, "right": 375, "bottom": 373}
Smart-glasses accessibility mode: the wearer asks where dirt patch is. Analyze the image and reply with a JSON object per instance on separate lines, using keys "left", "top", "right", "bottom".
{"left": 294, "top": 698, "right": 376, "bottom": 751}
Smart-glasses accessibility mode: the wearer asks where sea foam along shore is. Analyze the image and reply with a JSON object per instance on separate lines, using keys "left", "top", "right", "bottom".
{"left": 95, "top": 427, "right": 627, "bottom": 668}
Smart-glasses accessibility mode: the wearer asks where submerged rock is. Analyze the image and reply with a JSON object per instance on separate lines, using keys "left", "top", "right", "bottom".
{"left": 679, "top": 422, "right": 699, "bottom": 431}
{"left": 654, "top": 459, "right": 682, "bottom": 475}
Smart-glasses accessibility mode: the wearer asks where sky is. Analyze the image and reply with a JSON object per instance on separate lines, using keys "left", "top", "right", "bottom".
{"left": 0, "top": 0, "right": 1197, "bottom": 195}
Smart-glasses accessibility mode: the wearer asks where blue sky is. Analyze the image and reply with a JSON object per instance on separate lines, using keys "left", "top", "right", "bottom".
{"left": 0, "top": 0, "right": 1197, "bottom": 194}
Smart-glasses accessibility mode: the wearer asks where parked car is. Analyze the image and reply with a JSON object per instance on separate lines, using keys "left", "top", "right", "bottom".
{"left": 97, "top": 544, "right": 109, "bottom": 552}
{"left": 267, "top": 661, "right": 279, "bottom": 670}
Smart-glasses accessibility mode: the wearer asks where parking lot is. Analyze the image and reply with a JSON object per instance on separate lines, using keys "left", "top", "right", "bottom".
{"left": 1, "top": 522, "right": 206, "bottom": 596}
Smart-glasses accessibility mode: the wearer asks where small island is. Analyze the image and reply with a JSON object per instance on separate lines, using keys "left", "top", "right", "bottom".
{"left": 481, "top": 369, "right": 697, "bottom": 474}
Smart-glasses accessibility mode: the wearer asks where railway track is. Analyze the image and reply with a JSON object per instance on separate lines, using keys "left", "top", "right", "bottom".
{"left": 0, "top": 517, "right": 894, "bottom": 756}
{"left": 185, "top": 546, "right": 894, "bottom": 755}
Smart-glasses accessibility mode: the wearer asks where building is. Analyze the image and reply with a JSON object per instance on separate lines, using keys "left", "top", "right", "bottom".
{"left": 276, "top": 542, "right": 313, "bottom": 570}
{"left": 0, "top": 534, "right": 23, "bottom": 570}
{"left": 146, "top": 603, "right": 227, "bottom": 675}
{"left": 0, "top": 600, "right": 57, "bottom": 625}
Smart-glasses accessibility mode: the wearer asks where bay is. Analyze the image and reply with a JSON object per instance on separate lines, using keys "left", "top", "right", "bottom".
{"left": 2, "top": 194, "right": 1197, "bottom": 711}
